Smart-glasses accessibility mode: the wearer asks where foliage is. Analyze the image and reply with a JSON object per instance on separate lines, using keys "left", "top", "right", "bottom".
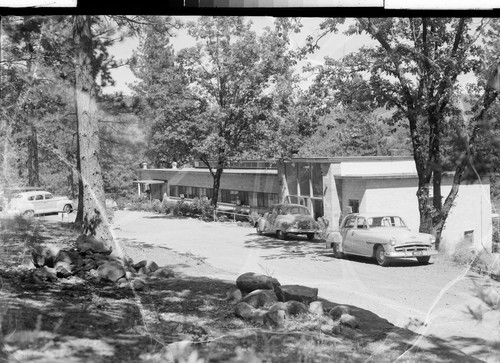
{"left": 132, "top": 17, "right": 303, "bottom": 206}
{"left": 173, "top": 198, "right": 214, "bottom": 221}
{"left": 308, "top": 17, "right": 500, "bottom": 247}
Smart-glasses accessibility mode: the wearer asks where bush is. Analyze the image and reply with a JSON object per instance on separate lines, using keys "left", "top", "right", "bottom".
{"left": 451, "top": 239, "right": 500, "bottom": 276}
{"left": 173, "top": 198, "right": 214, "bottom": 221}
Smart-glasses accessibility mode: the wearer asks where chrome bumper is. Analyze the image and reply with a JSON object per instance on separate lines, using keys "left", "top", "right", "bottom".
{"left": 386, "top": 249, "right": 438, "bottom": 258}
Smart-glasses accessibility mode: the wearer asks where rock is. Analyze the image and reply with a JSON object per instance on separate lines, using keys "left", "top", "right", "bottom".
{"left": 151, "top": 267, "right": 174, "bottom": 279}
{"left": 241, "top": 289, "right": 278, "bottom": 308}
{"left": 285, "top": 301, "right": 308, "bottom": 316}
{"left": 32, "top": 266, "right": 58, "bottom": 282}
{"left": 320, "top": 319, "right": 337, "bottom": 334}
{"left": 251, "top": 309, "right": 268, "bottom": 324}
{"left": 32, "top": 245, "right": 60, "bottom": 268}
{"left": 54, "top": 261, "right": 72, "bottom": 278}
{"left": 76, "top": 235, "right": 112, "bottom": 254}
{"left": 226, "top": 288, "right": 243, "bottom": 302}
{"left": 81, "top": 258, "right": 97, "bottom": 271}
{"left": 340, "top": 313, "right": 360, "bottom": 329}
{"left": 131, "top": 278, "right": 147, "bottom": 291}
{"left": 97, "top": 261, "right": 126, "bottom": 283}
{"left": 54, "top": 250, "right": 83, "bottom": 272}
{"left": 278, "top": 285, "right": 318, "bottom": 305}
{"left": 235, "top": 302, "right": 256, "bottom": 319}
{"left": 329, "top": 305, "right": 351, "bottom": 320}
{"left": 125, "top": 271, "right": 136, "bottom": 280}
{"left": 133, "top": 260, "right": 159, "bottom": 273}
{"left": 309, "top": 301, "right": 324, "bottom": 316}
{"left": 269, "top": 302, "right": 287, "bottom": 313}
{"left": 137, "top": 267, "right": 147, "bottom": 276}
{"left": 264, "top": 309, "right": 286, "bottom": 328}
{"left": 236, "top": 272, "right": 280, "bottom": 294}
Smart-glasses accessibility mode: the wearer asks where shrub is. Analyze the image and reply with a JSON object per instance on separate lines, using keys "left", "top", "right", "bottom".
{"left": 248, "top": 210, "right": 261, "bottom": 227}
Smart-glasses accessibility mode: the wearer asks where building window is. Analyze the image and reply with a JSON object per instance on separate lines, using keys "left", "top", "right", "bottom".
{"left": 311, "top": 164, "right": 323, "bottom": 197}
{"left": 299, "top": 163, "right": 311, "bottom": 196}
{"left": 286, "top": 162, "right": 298, "bottom": 195}
{"left": 464, "top": 230, "right": 474, "bottom": 242}
{"left": 348, "top": 199, "right": 359, "bottom": 213}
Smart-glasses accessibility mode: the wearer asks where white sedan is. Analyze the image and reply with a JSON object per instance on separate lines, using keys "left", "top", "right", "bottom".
{"left": 6, "top": 191, "right": 74, "bottom": 217}
{"left": 325, "top": 213, "right": 438, "bottom": 266}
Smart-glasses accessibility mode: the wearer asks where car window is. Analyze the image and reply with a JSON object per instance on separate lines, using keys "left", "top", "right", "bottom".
{"left": 343, "top": 216, "right": 356, "bottom": 229}
{"left": 356, "top": 217, "right": 367, "bottom": 229}
{"left": 44, "top": 194, "right": 53, "bottom": 200}
{"left": 14, "top": 194, "right": 22, "bottom": 199}
{"left": 369, "top": 216, "right": 407, "bottom": 228}
{"left": 27, "top": 196, "right": 35, "bottom": 201}
{"left": 35, "top": 194, "right": 43, "bottom": 200}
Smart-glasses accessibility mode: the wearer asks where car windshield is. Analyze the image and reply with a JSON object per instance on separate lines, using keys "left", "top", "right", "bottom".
{"left": 284, "top": 206, "right": 310, "bottom": 215}
{"left": 368, "top": 216, "right": 407, "bottom": 228}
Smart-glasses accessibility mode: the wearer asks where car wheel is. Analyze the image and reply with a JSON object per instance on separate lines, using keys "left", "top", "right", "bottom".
{"left": 332, "top": 243, "right": 344, "bottom": 259}
{"left": 306, "top": 233, "right": 315, "bottom": 241}
{"left": 416, "top": 256, "right": 431, "bottom": 264}
{"left": 24, "top": 210, "right": 34, "bottom": 217}
{"left": 375, "top": 245, "right": 391, "bottom": 267}
{"left": 63, "top": 204, "right": 72, "bottom": 213}
{"left": 277, "top": 230, "right": 287, "bottom": 240}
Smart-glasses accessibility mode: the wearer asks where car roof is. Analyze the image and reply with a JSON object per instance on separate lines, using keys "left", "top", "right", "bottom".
{"left": 17, "top": 191, "right": 50, "bottom": 196}
{"left": 271, "top": 203, "right": 309, "bottom": 208}
{"left": 345, "top": 213, "right": 404, "bottom": 219}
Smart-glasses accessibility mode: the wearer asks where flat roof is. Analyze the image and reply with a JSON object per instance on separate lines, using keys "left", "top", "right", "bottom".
{"left": 142, "top": 168, "right": 277, "bottom": 175}
{"left": 286, "top": 156, "right": 414, "bottom": 163}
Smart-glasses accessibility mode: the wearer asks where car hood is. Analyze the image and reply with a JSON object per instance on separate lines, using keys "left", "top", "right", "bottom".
{"left": 369, "top": 227, "right": 432, "bottom": 243}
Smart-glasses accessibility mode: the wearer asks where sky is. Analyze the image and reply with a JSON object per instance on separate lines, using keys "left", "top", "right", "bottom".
{"left": 103, "top": 17, "right": 372, "bottom": 95}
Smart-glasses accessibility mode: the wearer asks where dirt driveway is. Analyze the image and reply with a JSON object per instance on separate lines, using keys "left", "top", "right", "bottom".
{"left": 111, "top": 211, "right": 500, "bottom": 362}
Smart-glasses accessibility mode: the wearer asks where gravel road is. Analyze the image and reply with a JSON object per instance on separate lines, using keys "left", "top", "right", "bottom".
{"left": 111, "top": 211, "right": 500, "bottom": 362}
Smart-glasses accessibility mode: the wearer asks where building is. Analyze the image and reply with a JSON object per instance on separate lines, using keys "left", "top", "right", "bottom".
{"left": 135, "top": 156, "right": 492, "bottom": 252}
{"left": 135, "top": 160, "right": 279, "bottom": 213}
{"left": 278, "top": 156, "right": 492, "bottom": 252}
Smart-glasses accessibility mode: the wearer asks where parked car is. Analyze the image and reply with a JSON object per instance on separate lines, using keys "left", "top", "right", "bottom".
{"left": 256, "top": 203, "right": 319, "bottom": 240}
{"left": 325, "top": 213, "right": 438, "bottom": 266}
{"left": 5, "top": 191, "right": 74, "bottom": 217}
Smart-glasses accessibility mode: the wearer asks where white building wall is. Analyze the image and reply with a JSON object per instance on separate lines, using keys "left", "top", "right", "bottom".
{"left": 362, "top": 177, "right": 492, "bottom": 252}
{"left": 340, "top": 160, "right": 416, "bottom": 176}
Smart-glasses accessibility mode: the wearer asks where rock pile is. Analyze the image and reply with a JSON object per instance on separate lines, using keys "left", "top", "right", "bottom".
{"left": 30, "top": 234, "right": 174, "bottom": 289}
{"left": 230, "top": 272, "right": 360, "bottom": 331}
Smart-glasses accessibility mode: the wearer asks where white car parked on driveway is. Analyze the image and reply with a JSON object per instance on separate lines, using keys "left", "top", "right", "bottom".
{"left": 326, "top": 213, "right": 438, "bottom": 266}
{"left": 6, "top": 191, "right": 74, "bottom": 217}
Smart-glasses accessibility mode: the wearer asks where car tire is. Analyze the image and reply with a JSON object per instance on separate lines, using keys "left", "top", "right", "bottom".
{"left": 63, "top": 204, "right": 72, "bottom": 213}
{"left": 24, "top": 210, "right": 34, "bottom": 217}
{"left": 375, "top": 245, "right": 391, "bottom": 267}
{"left": 416, "top": 256, "right": 431, "bottom": 264}
{"left": 277, "top": 230, "right": 287, "bottom": 240}
{"left": 332, "top": 243, "right": 344, "bottom": 259}
{"left": 306, "top": 233, "right": 315, "bottom": 241}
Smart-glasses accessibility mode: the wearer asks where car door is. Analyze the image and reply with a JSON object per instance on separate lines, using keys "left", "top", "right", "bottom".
{"left": 44, "top": 193, "right": 57, "bottom": 213}
{"left": 32, "top": 193, "right": 45, "bottom": 213}
{"left": 340, "top": 215, "right": 356, "bottom": 253}
{"left": 349, "top": 216, "right": 372, "bottom": 256}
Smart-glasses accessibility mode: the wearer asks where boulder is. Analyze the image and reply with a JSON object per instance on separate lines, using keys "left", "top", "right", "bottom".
{"left": 55, "top": 250, "right": 83, "bottom": 270}
{"left": 131, "top": 278, "right": 147, "bottom": 291}
{"left": 133, "top": 260, "right": 159, "bottom": 274}
{"left": 340, "top": 313, "right": 360, "bottom": 329}
{"left": 54, "top": 261, "right": 73, "bottom": 278}
{"left": 329, "top": 305, "right": 351, "bottom": 320}
{"left": 32, "top": 245, "right": 60, "bottom": 268}
{"left": 285, "top": 301, "right": 308, "bottom": 316}
{"left": 226, "top": 288, "right": 243, "bottom": 302}
{"left": 251, "top": 309, "right": 268, "bottom": 324}
{"left": 81, "top": 258, "right": 97, "bottom": 271}
{"left": 236, "top": 272, "right": 280, "bottom": 294}
{"left": 278, "top": 285, "right": 318, "bottom": 305}
{"left": 268, "top": 302, "right": 287, "bottom": 313}
{"left": 76, "top": 235, "right": 112, "bottom": 254}
{"left": 235, "top": 302, "right": 256, "bottom": 319}
{"left": 97, "top": 261, "right": 126, "bottom": 283}
{"left": 241, "top": 289, "right": 277, "bottom": 308}
{"left": 151, "top": 267, "right": 174, "bottom": 279}
{"left": 264, "top": 309, "right": 286, "bottom": 328}
{"left": 32, "top": 266, "right": 58, "bottom": 282}
{"left": 309, "top": 301, "right": 324, "bottom": 316}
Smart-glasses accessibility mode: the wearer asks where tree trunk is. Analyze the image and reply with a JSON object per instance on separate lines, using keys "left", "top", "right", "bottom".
{"left": 211, "top": 167, "right": 223, "bottom": 207}
{"left": 73, "top": 15, "right": 111, "bottom": 242}
{"left": 27, "top": 122, "right": 40, "bottom": 187}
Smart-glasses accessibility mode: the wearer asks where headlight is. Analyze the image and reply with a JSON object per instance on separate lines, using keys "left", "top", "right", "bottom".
{"left": 389, "top": 237, "right": 397, "bottom": 246}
